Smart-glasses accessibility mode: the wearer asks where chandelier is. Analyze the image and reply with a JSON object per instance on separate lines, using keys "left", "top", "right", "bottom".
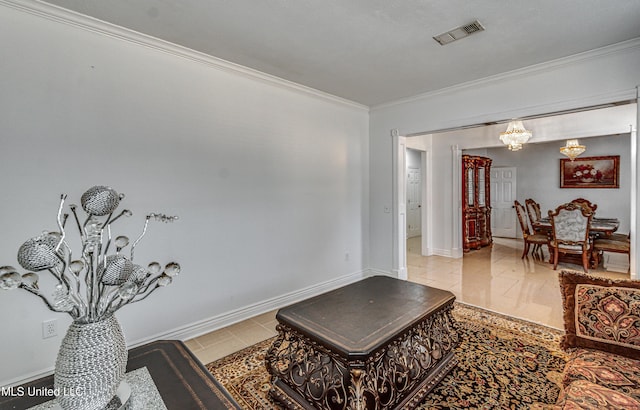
{"left": 499, "top": 120, "right": 532, "bottom": 151}
{"left": 560, "top": 139, "right": 586, "bottom": 161}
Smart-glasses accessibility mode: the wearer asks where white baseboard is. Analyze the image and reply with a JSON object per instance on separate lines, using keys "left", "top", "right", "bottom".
{"left": 429, "top": 247, "right": 463, "bottom": 259}
{"left": 130, "top": 269, "right": 373, "bottom": 344}
{"left": 368, "top": 268, "right": 394, "bottom": 278}
{"left": 604, "top": 252, "right": 630, "bottom": 273}
{"left": 3, "top": 368, "right": 54, "bottom": 389}
{"left": 3, "top": 270, "right": 375, "bottom": 388}
{"left": 392, "top": 267, "right": 408, "bottom": 280}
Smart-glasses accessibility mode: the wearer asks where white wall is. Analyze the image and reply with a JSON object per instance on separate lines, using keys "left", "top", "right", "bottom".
{"left": 369, "top": 39, "right": 640, "bottom": 273}
{"left": 406, "top": 148, "right": 421, "bottom": 168}
{"left": 466, "top": 134, "right": 632, "bottom": 237}
{"left": 0, "top": 4, "right": 369, "bottom": 385}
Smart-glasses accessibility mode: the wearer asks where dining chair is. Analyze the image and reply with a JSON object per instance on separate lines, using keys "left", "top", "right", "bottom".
{"left": 592, "top": 232, "right": 630, "bottom": 270}
{"left": 514, "top": 200, "right": 549, "bottom": 259}
{"left": 548, "top": 202, "right": 594, "bottom": 272}
{"left": 571, "top": 198, "right": 597, "bottom": 214}
{"left": 525, "top": 198, "right": 542, "bottom": 233}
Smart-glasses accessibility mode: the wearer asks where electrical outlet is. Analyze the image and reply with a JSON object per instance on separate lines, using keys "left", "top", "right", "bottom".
{"left": 42, "top": 319, "right": 57, "bottom": 339}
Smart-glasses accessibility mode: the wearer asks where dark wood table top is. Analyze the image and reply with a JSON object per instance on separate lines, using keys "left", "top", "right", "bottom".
{"left": 0, "top": 340, "right": 240, "bottom": 410}
{"left": 277, "top": 275, "right": 455, "bottom": 360}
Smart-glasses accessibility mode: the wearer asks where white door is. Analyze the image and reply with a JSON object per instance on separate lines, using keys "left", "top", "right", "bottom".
{"left": 491, "top": 167, "right": 517, "bottom": 238}
{"left": 407, "top": 167, "right": 421, "bottom": 238}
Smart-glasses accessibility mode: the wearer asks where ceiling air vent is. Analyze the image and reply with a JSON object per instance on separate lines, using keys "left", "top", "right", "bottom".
{"left": 433, "top": 20, "right": 485, "bottom": 46}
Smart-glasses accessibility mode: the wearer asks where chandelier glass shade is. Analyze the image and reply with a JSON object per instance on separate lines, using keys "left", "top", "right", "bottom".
{"left": 499, "top": 120, "right": 532, "bottom": 151}
{"left": 560, "top": 139, "right": 586, "bottom": 161}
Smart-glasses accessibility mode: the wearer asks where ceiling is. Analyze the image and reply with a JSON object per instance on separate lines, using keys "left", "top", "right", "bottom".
{"left": 39, "top": 0, "right": 640, "bottom": 106}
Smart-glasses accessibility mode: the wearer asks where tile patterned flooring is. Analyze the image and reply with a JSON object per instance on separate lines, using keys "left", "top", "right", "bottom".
{"left": 187, "top": 236, "right": 630, "bottom": 365}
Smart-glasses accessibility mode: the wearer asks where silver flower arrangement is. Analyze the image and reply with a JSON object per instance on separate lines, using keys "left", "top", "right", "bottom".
{"left": 0, "top": 186, "right": 180, "bottom": 323}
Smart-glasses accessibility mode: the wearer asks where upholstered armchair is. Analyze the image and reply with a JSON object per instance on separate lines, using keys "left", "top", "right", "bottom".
{"left": 548, "top": 202, "right": 593, "bottom": 272}
{"left": 571, "top": 197, "right": 597, "bottom": 214}
{"left": 525, "top": 198, "right": 542, "bottom": 233}
{"left": 514, "top": 200, "right": 548, "bottom": 259}
{"left": 592, "top": 232, "right": 630, "bottom": 270}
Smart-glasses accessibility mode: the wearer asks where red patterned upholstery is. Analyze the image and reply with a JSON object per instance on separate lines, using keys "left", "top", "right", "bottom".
{"left": 559, "top": 270, "right": 640, "bottom": 358}
{"left": 562, "top": 349, "right": 640, "bottom": 396}
{"left": 556, "top": 379, "right": 640, "bottom": 409}
{"left": 555, "top": 271, "right": 640, "bottom": 409}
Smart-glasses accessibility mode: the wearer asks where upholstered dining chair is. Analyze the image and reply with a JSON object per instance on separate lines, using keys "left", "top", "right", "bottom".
{"left": 592, "top": 232, "right": 630, "bottom": 270}
{"left": 514, "top": 200, "right": 549, "bottom": 259}
{"left": 548, "top": 202, "right": 594, "bottom": 272}
{"left": 525, "top": 198, "right": 542, "bottom": 233}
{"left": 571, "top": 198, "right": 597, "bottom": 214}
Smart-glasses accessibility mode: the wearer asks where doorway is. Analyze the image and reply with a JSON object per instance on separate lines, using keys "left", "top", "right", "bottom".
{"left": 406, "top": 148, "right": 422, "bottom": 239}
{"left": 491, "top": 167, "right": 517, "bottom": 238}
{"left": 391, "top": 101, "right": 638, "bottom": 280}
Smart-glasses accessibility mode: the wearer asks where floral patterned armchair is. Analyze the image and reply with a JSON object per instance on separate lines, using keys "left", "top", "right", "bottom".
{"left": 549, "top": 203, "right": 593, "bottom": 272}
{"left": 555, "top": 270, "right": 640, "bottom": 408}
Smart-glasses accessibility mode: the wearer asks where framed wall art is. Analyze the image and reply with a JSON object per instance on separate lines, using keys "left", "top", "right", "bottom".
{"left": 560, "top": 155, "right": 620, "bottom": 188}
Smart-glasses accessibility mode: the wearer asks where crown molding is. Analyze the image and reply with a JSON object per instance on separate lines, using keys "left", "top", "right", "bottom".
{"left": 0, "top": 0, "right": 368, "bottom": 112}
{"left": 3, "top": 0, "right": 636, "bottom": 114}
{"left": 372, "top": 37, "right": 640, "bottom": 112}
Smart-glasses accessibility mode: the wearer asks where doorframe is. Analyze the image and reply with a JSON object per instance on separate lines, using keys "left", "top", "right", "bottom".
{"left": 391, "top": 130, "right": 407, "bottom": 280}
{"left": 421, "top": 150, "right": 432, "bottom": 257}
{"left": 391, "top": 92, "right": 640, "bottom": 280}
{"left": 631, "top": 89, "right": 639, "bottom": 279}
{"left": 392, "top": 136, "right": 433, "bottom": 280}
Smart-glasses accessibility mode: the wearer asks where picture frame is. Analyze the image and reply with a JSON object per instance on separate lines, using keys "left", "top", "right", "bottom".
{"left": 560, "top": 155, "right": 620, "bottom": 188}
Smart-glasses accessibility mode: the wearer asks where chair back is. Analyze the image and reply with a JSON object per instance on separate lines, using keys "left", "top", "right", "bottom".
{"left": 571, "top": 198, "right": 597, "bottom": 213}
{"left": 548, "top": 202, "right": 593, "bottom": 244}
{"left": 514, "top": 200, "right": 531, "bottom": 236}
{"left": 525, "top": 198, "right": 541, "bottom": 225}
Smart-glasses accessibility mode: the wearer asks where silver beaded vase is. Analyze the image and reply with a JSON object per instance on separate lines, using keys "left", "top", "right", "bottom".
{"left": 0, "top": 187, "right": 180, "bottom": 408}
{"left": 54, "top": 315, "right": 127, "bottom": 410}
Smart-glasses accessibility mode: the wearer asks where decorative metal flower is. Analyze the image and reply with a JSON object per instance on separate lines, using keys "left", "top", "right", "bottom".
{"left": 0, "top": 186, "right": 180, "bottom": 323}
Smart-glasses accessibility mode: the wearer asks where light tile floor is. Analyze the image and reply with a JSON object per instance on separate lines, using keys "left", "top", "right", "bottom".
{"left": 407, "top": 236, "right": 628, "bottom": 330}
{"left": 185, "top": 310, "right": 279, "bottom": 365}
{"left": 187, "top": 237, "right": 630, "bottom": 364}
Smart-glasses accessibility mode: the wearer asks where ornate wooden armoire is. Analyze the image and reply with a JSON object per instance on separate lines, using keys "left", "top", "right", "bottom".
{"left": 462, "top": 155, "right": 492, "bottom": 252}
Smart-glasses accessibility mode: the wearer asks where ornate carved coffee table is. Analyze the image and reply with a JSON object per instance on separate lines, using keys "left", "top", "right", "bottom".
{"left": 266, "top": 276, "right": 459, "bottom": 409}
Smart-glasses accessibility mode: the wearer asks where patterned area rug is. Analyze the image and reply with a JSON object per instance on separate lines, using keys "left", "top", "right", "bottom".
{"left": 206, "top": 303, "right": 568, "bottom": 409}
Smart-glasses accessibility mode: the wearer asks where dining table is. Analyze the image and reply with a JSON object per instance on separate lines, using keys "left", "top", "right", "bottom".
{"left": 533, "top": 217, "right": 620, "bottom": 237}
{"left": 532, "top": 217, "right": 620, "bottom": 268}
